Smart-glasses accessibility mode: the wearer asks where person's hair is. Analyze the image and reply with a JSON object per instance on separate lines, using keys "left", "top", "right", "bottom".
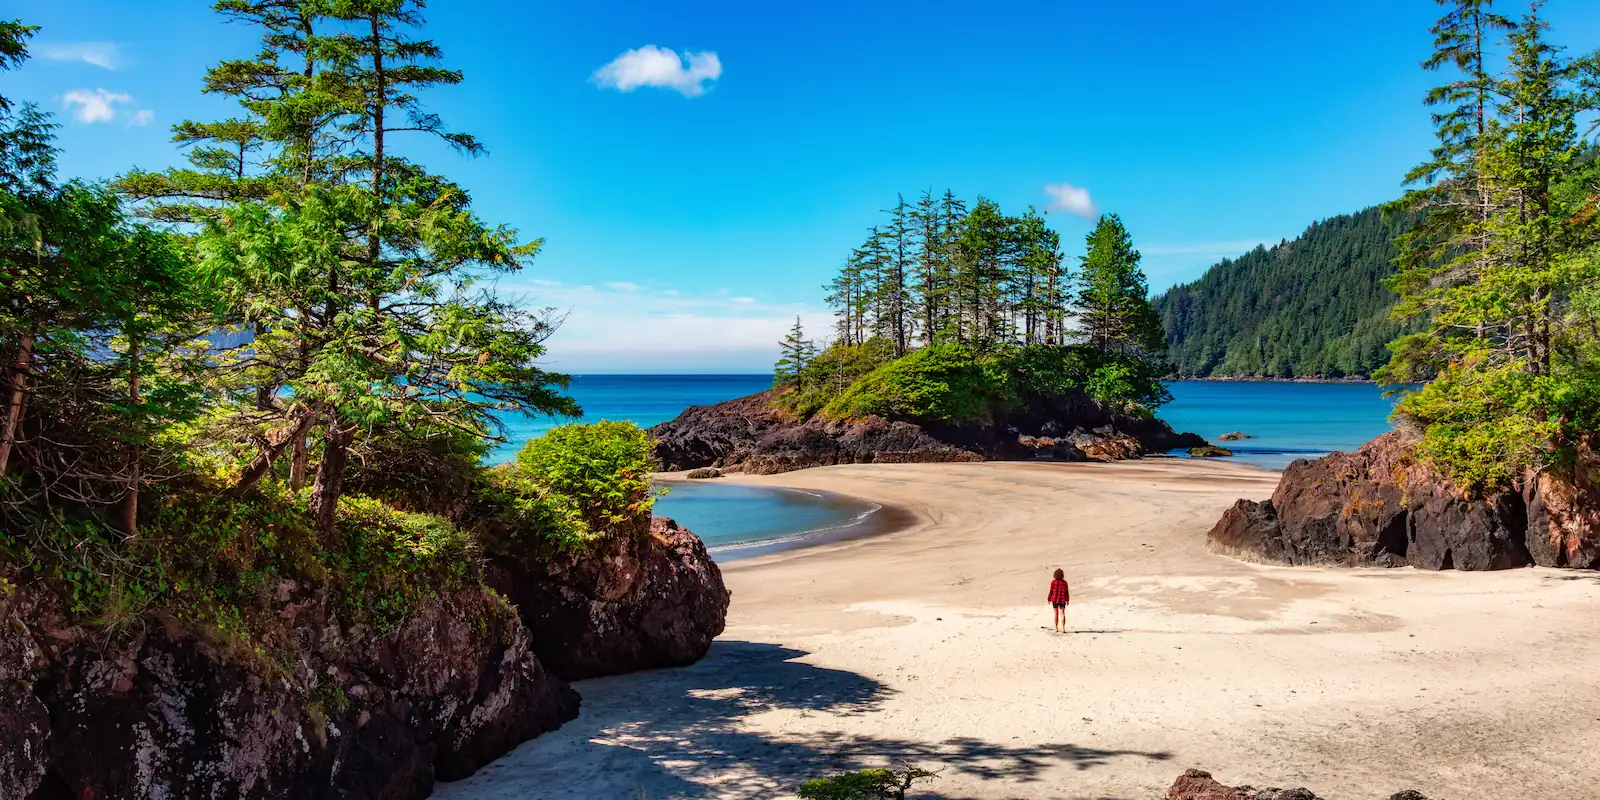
{"left": 1053, "top": 568, "right": 1064, "bottom": 581}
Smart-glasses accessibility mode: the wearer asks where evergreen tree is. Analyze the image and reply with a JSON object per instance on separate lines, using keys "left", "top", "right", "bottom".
{"left": 773, "top": 316, "right": 815, "bottom": 387}
{"left": 1076, "top": 214, "right": 1163, "bottom": 357}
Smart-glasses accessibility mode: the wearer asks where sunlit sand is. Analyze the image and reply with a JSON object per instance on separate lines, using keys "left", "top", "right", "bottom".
{"left": 435, "top": 461, "right": 1600, "bottom": 799}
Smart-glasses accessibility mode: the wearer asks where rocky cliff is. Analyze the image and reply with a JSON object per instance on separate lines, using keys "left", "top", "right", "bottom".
{"left": 1208, "top": 430, "right": 1599, "bottom": 571}
{"left": 650, "top": 388, "right": 1207, "bottom": 475}
{"left": 1, "top": 515, "right": 730, "bottom": 798}
{"left": 487, "top": 516, "right": 731, "bottom": 681}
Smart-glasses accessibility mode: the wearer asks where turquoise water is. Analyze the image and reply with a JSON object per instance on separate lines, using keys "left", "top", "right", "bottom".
{"left": 656, "top": 481, "right": 879, "bottom": 557}
{"left": 492, "top": 375, "right": 1403, "bottom": 553}
{"left": 1161, "top": 381, "right": 1403, "bottom": 470}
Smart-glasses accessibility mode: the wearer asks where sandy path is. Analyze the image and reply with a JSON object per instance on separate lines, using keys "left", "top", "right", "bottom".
{"left": 434, "top": 461, "right": 1600, "bottom": 799}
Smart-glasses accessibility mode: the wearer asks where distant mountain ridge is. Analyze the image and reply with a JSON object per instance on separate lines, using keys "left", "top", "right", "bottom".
{"left": 1153, "top": 206, "right": 1414, "bottom": 379}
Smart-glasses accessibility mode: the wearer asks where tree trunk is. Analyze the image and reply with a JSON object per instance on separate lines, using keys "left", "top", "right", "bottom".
{"left": 123, "top": 336, "right": 142, "bottom": 539}
{"left": 308, "top": 425, "right": 352, "bottom": 539}
{"left": 289, "top": 435, "right": 309, "bottom": 491}
{"left": 230, "top": 409, "right": 319, "bottom": 496}
{"left": 0, "top": 334, "right": 33, "bottom": 474}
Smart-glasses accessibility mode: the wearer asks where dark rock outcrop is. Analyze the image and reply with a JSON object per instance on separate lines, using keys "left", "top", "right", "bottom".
{"left": 650, "top": 388, "right": 1208, "bottom": 475}
{"left": 1189, "top": 445, "right": 1234, "bottom": 458}
{"left": 1, "top": 580, "right": 578, "bottom": 800}
{"left": 685, "top": 467, "right": 722, "bottom": 479}
{"left": 1207, "top": 429, "right": 1579, "bottom": 571}
{"left": 1165, "top": 769, "right": 1429, "bottom": 800}
{"left": 1217, "top": 431, "right": 1254, "bottom": 441}
{"left": 1522, "top": 439, "right": 1600, "bottom": 569}
{"left": 488, "top": 516, "right": 731, "bottom": 681}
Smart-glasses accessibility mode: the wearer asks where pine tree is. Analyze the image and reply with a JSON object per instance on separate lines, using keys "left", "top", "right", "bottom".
{"left": 773, "top": 316, "right": 814, "bottom": 387}
{"left": 1076, "top": 214, "right": 1163, "bottom": 356}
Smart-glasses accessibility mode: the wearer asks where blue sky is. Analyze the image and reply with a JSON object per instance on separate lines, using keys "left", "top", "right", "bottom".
{"left": 6, "top": 1, "right": 1600, "bottom": 373}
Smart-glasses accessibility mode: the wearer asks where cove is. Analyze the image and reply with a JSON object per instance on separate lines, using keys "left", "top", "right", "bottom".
{"left": 652, "top": 480, "right": 883, "bottom": 560}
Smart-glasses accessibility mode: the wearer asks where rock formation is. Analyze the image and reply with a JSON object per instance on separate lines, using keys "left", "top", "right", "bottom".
{"left": 487, "top": 516, "right": 731, "bottom": 681}
{"left": 2, "top": 580, "right": 577, "bottom": 800}
{"left": 650, "top": 388, "right": 1208, "bottom": 475}
{"left": 1165, "top": 769, "right": 1429, "bottom": 800}
{"left": 1189, "top": 445, "right": 1234, "bottom": 458}
{"left": 3, "top": 514, "right": 731, "bottom": 797}
{"left": 1208, "top": 429, "right": 1598, "bottom": 571}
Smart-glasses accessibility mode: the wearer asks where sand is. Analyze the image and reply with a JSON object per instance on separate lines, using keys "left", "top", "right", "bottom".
{"left": 434, "top": 460, "right": 1600, "bottom": 799}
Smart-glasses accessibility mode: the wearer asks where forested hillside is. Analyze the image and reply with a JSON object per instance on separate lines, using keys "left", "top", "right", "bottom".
{"left": 1153, "top": 207, "right": 1413, "bottom": 378}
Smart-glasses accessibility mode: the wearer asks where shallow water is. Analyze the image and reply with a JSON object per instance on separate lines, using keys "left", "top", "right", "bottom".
{"left": 493, "top": 375, "right": 1403, "bottom": 548}
{"left": 653, "top": 481, "right": 880, "bottom": 560}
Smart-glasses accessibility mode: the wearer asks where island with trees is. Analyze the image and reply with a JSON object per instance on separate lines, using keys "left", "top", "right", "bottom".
{"left": 651, "top": 200, "right": 1214, "bottom": 473}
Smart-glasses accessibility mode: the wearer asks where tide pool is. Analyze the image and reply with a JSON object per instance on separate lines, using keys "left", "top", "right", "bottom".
{"left": 653, "top": 480, "right": 880, "bottom": 559}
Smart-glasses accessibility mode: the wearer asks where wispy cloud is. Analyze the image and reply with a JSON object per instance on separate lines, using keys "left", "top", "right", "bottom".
{"left": 36, "top": 41, "right": 121, "bottom": 70}
{"left": 62, "top": 88, "right": 135, "bottom": 124}
{"left": 507, "top": 280, "right": 826, "bottom": 372}
{"left": 605, "top": 281, "right": 643, "bottom": 291}
{"left": 590, "top": 45, "right": 722, "bottom": 97}
{"left": 127, "top": 109, "right": 154, "bottom": 127}
{"left": 1043, "top": 182, "right": 1098, "bottom": 220}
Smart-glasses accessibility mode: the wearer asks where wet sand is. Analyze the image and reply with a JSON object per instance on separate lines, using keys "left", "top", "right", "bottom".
{"left": 435, "top": 460, "right": 1600, "bottom": 799}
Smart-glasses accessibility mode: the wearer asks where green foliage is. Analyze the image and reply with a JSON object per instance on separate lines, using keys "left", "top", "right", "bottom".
{"left": 776, "top": 338, "right": 896, "bottom": 418}
{"left": 1077, "top": 214, "right": 1164, "bottom": 358}
{"left": 797, "top": 766, "right": 939, "bottom": 800}
{"left": 774, "top": 316, "right": 817, "bottom": 387}
{"left": 497, "top": 421, "right": 660, "bottom": 550}
{"left": 822, "top": 342, "right": 1004, "bottom": 423}
{"left": 1153, "top": 207, "right": 1417, "bottom": 378}
{"left": 1380, "top": 4, "right": 1600, "bottom": 487}
{"left": 809, "top": 342, "right": 1170, "bottom": 425}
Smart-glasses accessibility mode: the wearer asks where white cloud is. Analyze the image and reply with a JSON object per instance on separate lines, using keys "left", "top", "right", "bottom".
{"left": 1043, "top": 182, "right": 1098, "bottom": 220}
{"left": 590, "top": 45, "right": 722, "bottom": 97}
{"left": 35, "top": 41, "right": 121, "bottom": 70}
{"left": 62, "top": 88, "right": 134, "bottom": 124}
{"left": 605, "top": 281, "right": 643, "bottom": 291}
{"left": 127, "top": 109, "right": 154, "bottom": 127}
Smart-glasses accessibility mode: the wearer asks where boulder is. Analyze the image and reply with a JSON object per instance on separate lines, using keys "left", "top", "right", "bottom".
{"left": 488, "top": 516, "right": 730, "bottom": 681}
{"left": 1189, "top": 445, "right": 1234, "bottom": 458}
{"left": 1522, "top": 438, "right": 1600, "bottom": 569}
{"left": 1207, "top": 430, "right": 1531, "bottom": 570}
{"left": 685, "top": 467, "right": 723, "bottom": 479}
{"left": 1217, "top": 432, "right": 1254, "bottom": 441}
{"left": 1165, "top": 769, "right": 1428, "bottom": 800}
{"left": 1070, "top": 429, "right": 1144, "bottom": 461}
{"left": 1166, "top": 769, "right": 1323, "bottom": 800}
{"left": 5, "top": 582, "right": 578, "bottom": 800}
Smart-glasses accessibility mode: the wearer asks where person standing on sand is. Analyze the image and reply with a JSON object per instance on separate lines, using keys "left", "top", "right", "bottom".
{"left": 1048, "top": 568, "right": 1070, "bottom": 633}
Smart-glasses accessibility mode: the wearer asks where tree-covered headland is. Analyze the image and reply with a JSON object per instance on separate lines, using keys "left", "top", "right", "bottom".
{"left": 0, "top": 5, "right": 649, "bottom": 645}
{"left": 774, "top": 197, "right": 1170, "bottom": 424}
{"left": 1381, "top": 0, "right": 1600, "bottom": 490}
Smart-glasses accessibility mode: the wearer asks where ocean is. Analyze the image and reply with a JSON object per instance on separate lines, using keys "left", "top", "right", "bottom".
{"left": 491, "top": 375, "right": 1403, "bottom": 557}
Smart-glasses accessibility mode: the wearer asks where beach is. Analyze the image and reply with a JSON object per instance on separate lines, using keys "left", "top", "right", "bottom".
{"left": 434, "top": 460, "right": 1600, "bottom": 799}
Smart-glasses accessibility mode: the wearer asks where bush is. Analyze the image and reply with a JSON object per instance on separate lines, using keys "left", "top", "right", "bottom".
{"left": 483, "top": 421, "right": 663, "bottom": 551}
{"left": 797, "top": 766, "right": 938, "bottom": 800}
{"left": 777, "top": 338, "right": 896, "bottom": 418}
{"left": 1396, "top": 361, "right": 1562, "bottom": 490}
{"left": 822, "top": 342, "right": 1007, "bottom": 423}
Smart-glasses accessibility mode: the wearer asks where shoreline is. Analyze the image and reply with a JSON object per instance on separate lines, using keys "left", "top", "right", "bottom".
{"left": 440, "top": 460, "right": 1600, "bottom": 799}
{"left": 653, "top": 475, "right": 924, "bottom": 561}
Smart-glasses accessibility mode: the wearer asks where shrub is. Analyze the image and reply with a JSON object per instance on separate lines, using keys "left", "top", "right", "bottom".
{"left": 797, "top": 766, "right": 938, "bottom": 800}
{"left": 777, "top": 338, "right": 897, "bottom": 418}
{"left": 823, "top": 342, "right": 1006, "bottom": 423}
{"left": 489, "top": 421, "right": 661, "bottom": 551}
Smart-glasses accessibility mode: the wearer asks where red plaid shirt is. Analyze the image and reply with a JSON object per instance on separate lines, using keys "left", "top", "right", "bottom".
{"left": 1047, "top": 578, "right": 1069, "bottom": 605}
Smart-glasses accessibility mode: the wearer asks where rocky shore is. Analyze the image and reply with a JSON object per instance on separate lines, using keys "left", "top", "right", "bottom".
{"left": 1, "top": 517, "right": 729, "bottom": 799}
{"left": 1209, "top": 429, "right": 1599, "bottom": 571}
{"left": 1165, "top": 769, "right": 1427, "bottom": 800}
{"left": 649, "top": 388, "right": 1209, "bottom": 475}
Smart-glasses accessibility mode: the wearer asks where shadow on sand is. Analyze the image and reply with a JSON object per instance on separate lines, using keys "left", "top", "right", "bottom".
{"left": 432, "top": 640, "right": 1171, "bottom": 799}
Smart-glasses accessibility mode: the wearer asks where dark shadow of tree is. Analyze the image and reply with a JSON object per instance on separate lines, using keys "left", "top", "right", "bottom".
{"left": 432, "top": 640, "right": 1172, "bottom": 800}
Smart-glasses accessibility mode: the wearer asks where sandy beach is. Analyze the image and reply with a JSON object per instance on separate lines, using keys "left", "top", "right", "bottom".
{"left": 434, "top": 460, "right": 1600, "bottom": 799}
